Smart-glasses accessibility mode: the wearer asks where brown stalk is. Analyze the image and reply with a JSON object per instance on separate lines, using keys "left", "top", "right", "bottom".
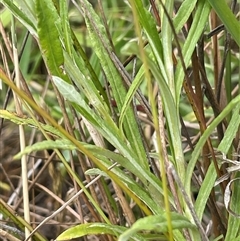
{"left": 149, "top": 0, "right": 161, "bottom": 26}
{"left": 210, "top": 10, "right": 221, "bottom": 92}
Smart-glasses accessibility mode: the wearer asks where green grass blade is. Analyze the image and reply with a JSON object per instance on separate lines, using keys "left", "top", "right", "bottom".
{"left": 173, "top": 0, "right": 197, "bottom": 33}
{"left": 36, "top": 0, "right": 65, "bottom": 80}
{"left": 63, "top": 51, "right": 110, "bottom": 120}
{"left": 195, "top": 163, "right": 217, "bottom": 220}
{"left": 79, "top": 0, "right": 149, "bottom": 170}
{"left": 71, "top": 45, "right": 109, "bottom": 103}
{"left": 119, "top": 214, "right": 196, "bottom": 241}
{"left": 52, "top": 76, "right": 106, "bottom": 127}
{"left": 161, "top": 0, "right": 174, "bottom": 95}
{"left": 119, "top": 65, "right": 144, "bottom": 131}
{"left": 1, "top": 0, "right": 37, "bottom": 36}
{"left": 175, "top": 0, "right": 211, "bottom": 104}
{"left": 52, "top": 76, "right": 160, "bottom": 195}
{"left": 0, "top": 199, "right": 46, "bottom": 241}
{"left": 59, "top": 0, "right": 72, "bottom": 56}
{"left": 14, "top": 139, "right": 76, "bottom": 159}
{"left": 218, "top": 105, "right": 240, "bottom": 154}
{"left": 185, "top": 94, "right": 240, "bottom": 194}
{"left": 145, "top": 55, "right": 185, "bottom": 179}
{"left": 56, "top": 223, "right": 145, "bottom": 241}
{"left": 207, "top": 0, "right": 240, "bottom": 47}
{"left": 130, "top": 0, "right": 168, "bottom": 83}
{"left": 225, "top": 174, "right": 240, "bottom": 240}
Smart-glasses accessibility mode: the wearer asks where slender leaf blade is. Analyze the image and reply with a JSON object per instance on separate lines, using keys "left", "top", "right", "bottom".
{"left": 225, "top": 174, "right": 240, "bottom": 241}
{"left": 185, "top": 95, "right": 240, "bottom": 194}
{"left": 195, "top": 163, "right": 217, "bottom": 220}
{"left": 56, "top": 223, "right": 145, "bottom": 241}
{"left": 119, "top": 214, "right": 196, "bottom": 241}
{"left": 80, "top": 0, "right": 149, "bottom": 170}
{"left": 173, "top": 0, "right": 197, "bottom": 34}
{"left": 218, "top": 106, "right": 240, "bottom": 154}
{"left": 175, "top": 0, "right": 211, "bottom": 104}
{"left": 131, "top": 0, "right": 168, "bottom": 82}
{"left": 1, "top": 0, "right": 37, "bottom": 36}
{"left": 36, "top": 0, "right": 65, "bottom": 79}
{"left": 207, "top": 0, "right": 240, "bottom": 46}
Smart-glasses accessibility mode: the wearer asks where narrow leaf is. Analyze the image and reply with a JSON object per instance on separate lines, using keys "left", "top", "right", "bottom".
{"left": 218, "top": 106, "right": 240, "bottom": 154}
{"left": 195, "top": 162, "right": 217, "bottom": 220}
{"left": 0, "top": 199, "right": 46, "bottom": 241}
{"left": 56, "top": 223, "right": 145, "bottom": 241}
{"left": 175, "top": 0, "right": 211, "bottom": 104}
{"left": 185, "top": 94, "right": 240, "bottom": 195}
{"left": 119, "top": 214, "right": 196, "bottom": 241}
{"left": 225, "top": 174, "right": 240, "bottom": 240}
{"left": 0, "top": 110, "right": 66, "bottom": 139}
{"left": 14, "top": 139, "right": 76, "bottom": 160}
{"left": 80, "top": 0, "right": 149, "bottom": 170}
{"left": 173, "top": 0, "right": 197, "bottom": 34}
{"left": 131, "top": 0, "right": 168, "bottom": 82}
{"left": 1, "top": 0, "right": 37, "bottom": 36}
{"left": 207, "top": 0, "right": 240, "bottom": 46}
{"left": 36, "top": 0, "right": 65, "bottom": 79}
{"left": 119, "top": 65, "right": 145, "bottom": 131}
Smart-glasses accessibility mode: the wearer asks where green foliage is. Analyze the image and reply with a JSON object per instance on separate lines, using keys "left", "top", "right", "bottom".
{"left": 118, "top": 213, "right": 196, "bottom": 241}
{"left": 56, "top": 214, "right": 196, "bottom": 241}
{"left": 0, "top": 0, "right": 240, "bottom": 240}
{"left": 36, "top": 0, "right": 66, "bottom": 80}
{"left": 56, "top": 223, "right": 145, "bottom": 241}
{"left": 207, "top": 0, "right": 240, "bottom": 46}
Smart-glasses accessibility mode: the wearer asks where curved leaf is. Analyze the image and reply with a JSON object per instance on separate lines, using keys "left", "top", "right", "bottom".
{"left": 56, "top": 223, "right": 145, "bottom": 241}
{"left": 14, "top": 139, "right": 75, "bottom": 160}
{"left": 119, "top": 65, "right": 145, "bottom": 132}
{"left": 0, "top": 110, "right": 66, "bottom": 139}
{"left": 119, "top": 213, "right": 196, "bottom": 241}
